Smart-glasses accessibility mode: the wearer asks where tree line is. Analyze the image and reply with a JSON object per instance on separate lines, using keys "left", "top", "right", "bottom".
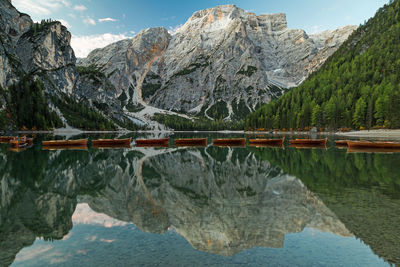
{"left": 1, "top": 77, "right": 63, "bottom": 130}
{"left": 245, "top": 0, "right": 400, "bottom": 131}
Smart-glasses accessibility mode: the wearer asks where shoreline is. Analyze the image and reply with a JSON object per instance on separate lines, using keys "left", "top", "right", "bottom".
{"left": 336, "top": 129, "right": 400, "bottom": 139}
{"left": 1, "top": 129, "right": 400, "bottom": 139}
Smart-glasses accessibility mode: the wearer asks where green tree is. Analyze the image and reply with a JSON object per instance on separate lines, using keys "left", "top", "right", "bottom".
{"left": 311, "top": 104, "right": 324, "bottom": 128}
{"left": 353, "top": 98, "right": 367, "bottom": 129}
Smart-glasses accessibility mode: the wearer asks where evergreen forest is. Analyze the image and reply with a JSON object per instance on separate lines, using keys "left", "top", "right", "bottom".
{"left": 245, "top": 0, "right": 400, "bottom": 131}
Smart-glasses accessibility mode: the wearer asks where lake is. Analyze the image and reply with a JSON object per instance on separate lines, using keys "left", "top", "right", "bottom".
{"left": 1, "top": 133, "right": 399, "bottom": 266}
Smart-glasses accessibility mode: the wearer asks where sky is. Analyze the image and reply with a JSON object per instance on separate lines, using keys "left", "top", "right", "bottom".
{"left": 12, "top": 0, "right": 389, "bottom": 58}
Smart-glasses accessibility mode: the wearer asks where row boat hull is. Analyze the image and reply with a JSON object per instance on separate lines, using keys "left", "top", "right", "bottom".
{"left": 175, "top": 138, "right": 207, "bottom": 147}
{"left": 135, "top": 138, "right": 169, "bottom": 147}
{"left": 92, "top": 138, "right": 131, "bottom": 146}
{"left": 212, "top": 138, "right": 246, "bottom": 147}
{"left": 249, "top": 137, "right": 285, "bottom": 146}
{"left": 42, "top": 139, "right": 88, "bottom": 147}
{"left": 10, "top": 137, "right": 34, "bottom": 148}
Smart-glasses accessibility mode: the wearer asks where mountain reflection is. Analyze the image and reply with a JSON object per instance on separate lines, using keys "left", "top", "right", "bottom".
{"left": 0, "top": 143, "right": 399, "bottom": 265}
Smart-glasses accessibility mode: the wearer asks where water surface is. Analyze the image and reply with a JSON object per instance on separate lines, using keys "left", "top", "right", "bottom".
{"left": 0, "top": 134, "right": 399, "bottom": 266}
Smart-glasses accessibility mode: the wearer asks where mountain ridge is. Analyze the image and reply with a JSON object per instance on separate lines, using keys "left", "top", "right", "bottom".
{"left": 0, "top": 1, "right": 356, "bottom": 130}
{"left": 80, "top": 5, "right": 356, "bottom": 125}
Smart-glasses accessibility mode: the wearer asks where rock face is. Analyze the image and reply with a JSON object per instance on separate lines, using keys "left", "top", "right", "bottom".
{"left": 0, "top": 0, "right": 76, "bottom": 95}
{"left": 81, "top": 5, "right": 356, "bottom": 120}
{"left": 0, "top": 1, "right": 127, "bottom": 129}
{"left": 0, "top": 0, "right": 32, "bottom": 88}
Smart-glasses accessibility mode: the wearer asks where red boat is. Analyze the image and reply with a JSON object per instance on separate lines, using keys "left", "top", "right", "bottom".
{"left": 92, "top": 138, "right": 131, "bottom": 147}
{"left": 290, "top": 138, "right": 327, "bottom": 146}
{"left": 249, "top": 137, "right": 285, "bottom": 146}
{"left": 135, "top": 138, "right": 169, "bottom": 147}
{"left": 42, "top": 139, "right": 88, "bottom": 147}
{"left": 10, "top": 137, "right": 33, "bottom": 148}
{"left": 174, "top": 138, "right": 207, "bottom": 147}
{"left": 212, "top": 138, "right": 246, "bottom": 147}
{"left": 347, "top": 140, "right": 400, "bottom": 149}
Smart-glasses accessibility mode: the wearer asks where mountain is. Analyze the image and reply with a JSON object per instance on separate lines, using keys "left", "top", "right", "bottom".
{"left": 80, "top": 5, "right": 356, "bottom": 124}
{"left": 0, "top": 1, "right": 355, "bottom": 131}
{"left": 245, "top": 0, "right": 400, "bottom": 131}
{"left": 0, "top": 0, "right": 136, "bottom": 131}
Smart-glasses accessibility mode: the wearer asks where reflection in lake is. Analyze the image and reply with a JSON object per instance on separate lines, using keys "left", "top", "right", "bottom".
{"left": 0, "top": 136, "right": 398, "bottom": 266}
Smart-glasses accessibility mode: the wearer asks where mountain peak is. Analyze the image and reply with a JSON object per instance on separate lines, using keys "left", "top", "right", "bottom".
{"left": 178, "top": 5, "right": 288, "bottom": 34}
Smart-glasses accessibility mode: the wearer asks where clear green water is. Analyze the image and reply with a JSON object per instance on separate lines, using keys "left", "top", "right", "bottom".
{"left": 1, "top": 133, "right": 399, "bottom": 266}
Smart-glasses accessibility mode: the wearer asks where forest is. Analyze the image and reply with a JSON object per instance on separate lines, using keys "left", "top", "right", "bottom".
{"left": 245, "top": 0, "right": 400, "bottom": 131}
{"left": 52, "top": 94, "right": 117, "bottom": 131}
{"left": 153, "top": 113, "right": 244, "bottom": 131}
{"left": 0, "top": 77, "right": 63, "bottom": 130}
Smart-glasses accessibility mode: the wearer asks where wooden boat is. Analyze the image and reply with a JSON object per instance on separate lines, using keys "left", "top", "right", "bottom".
{"left": 9, "top": 136, "right": 33, "bottom": 148}
{"left": 347, "top": 140, "right": 400, "bottom": 149}
{"left": 249, "top": 137, "right": 285, "bottom": 146}
{"left": 347, "top": 147, "right": 400, "bottom": 154}
{"left": 335, "top": 140, "right": 350, "bottom": 146}
{"left": 42, "top": 145, "right": 88, "bottom": 151}
{"left": 135, "top": 138, "right": 169, "bottom": 147}
{"left": 42, "top": 139, "right": 88, "bottom": 147}
{"left": 289, "top": 138, "right": 327, "bottom": 146}
{"left": 174, "top": 138, "right": 207, "bottom": 147}
{"left": 212, "top": 138, "right": 246, "bottom": 147}
{"left": 0, "top": 136, "right": 15, "bottom": 143}
{"left": 92, "top": 138, "right": 131, "bottom": 146}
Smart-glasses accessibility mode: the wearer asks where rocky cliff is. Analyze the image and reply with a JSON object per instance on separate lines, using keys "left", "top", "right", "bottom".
{"left": 81, "top": 5, "right": 356, "bottom": 120}
{"left": 0, "top": 0, "right": 133, "bottom": 131}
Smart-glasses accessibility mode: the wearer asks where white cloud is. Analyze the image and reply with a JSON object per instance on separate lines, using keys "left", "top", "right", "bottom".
{"left": 71, "top": 33, "right": 132, "bottom": 58}
{"left": 73, "top": 5, "right": 87, "bottom": 11}
{"left": 13, "top": 0, "right": 70, "bottom": 16}
{"left": 83, "top": 18, "right": 96, "bottom": 26}
{"left": 168, "top": 24, "right": 183, "bottom": 35}
{"left": 98, "top": 17, "right": 117, "bottom": 23}
{"left": 58, "top": 19, "right": 71, "bottom": 29}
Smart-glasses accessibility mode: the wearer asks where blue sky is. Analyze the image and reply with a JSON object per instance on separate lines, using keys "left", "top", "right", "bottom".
{"left": 13, "top": 0, "right": 389, "bottom": 57}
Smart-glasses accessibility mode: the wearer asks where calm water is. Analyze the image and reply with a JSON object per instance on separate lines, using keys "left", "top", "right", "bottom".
{"left": 0, "top": 133, "right": 399, "bottom": 266}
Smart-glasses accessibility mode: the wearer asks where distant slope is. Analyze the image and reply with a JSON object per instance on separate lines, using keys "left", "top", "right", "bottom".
{"left": 246, "top": 0, "right": 400, "bottom": 130}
